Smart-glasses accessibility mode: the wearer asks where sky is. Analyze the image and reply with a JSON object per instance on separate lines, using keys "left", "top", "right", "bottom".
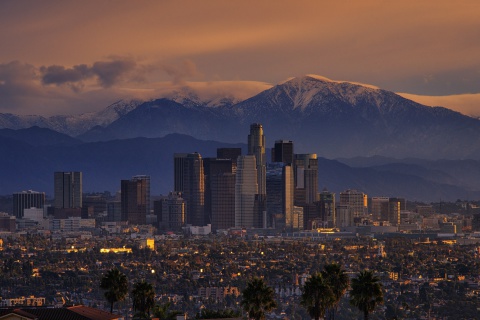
{"left": 1, "top": 0, "right": 480, "bottom": 116}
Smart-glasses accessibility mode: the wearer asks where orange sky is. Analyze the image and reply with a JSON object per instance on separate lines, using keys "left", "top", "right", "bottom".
{"left": 1, "top": 0, "right": 480, "bottom": 115}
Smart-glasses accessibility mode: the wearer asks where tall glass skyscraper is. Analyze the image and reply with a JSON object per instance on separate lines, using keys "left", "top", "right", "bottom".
{"left": 174, "top": 153, "right": 205, "bottom": 226}
{"left": 235, "top": 155, "right": 260, "bottom": 228}
{"left": 248, "top": 123, "right": 266, "bottom": 195}
{"left": 54, "top": 172, "right": 82, "bottom": 209}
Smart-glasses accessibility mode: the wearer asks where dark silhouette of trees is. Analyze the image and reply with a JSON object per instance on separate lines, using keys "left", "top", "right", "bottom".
{"left": 241, "top": 277, "right": 277, "bottom": 320}
{"left": 132, "top": 280, "right": 155, "bottom": 319}
{"left": 322, "top": 263, "right": 350, "bottom": 320}
{"left": 349, "top": 270, "right": 384, "bottom": 320}
{"left": 300, "top": 272, "right": 333, "bottom": 320}
{"left": 99, "top": 268, "right": 128, "bottom": 313}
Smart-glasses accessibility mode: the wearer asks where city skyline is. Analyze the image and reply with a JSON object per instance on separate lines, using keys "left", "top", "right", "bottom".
{"left": 1, "top": 1, "right": 480, "bottom": 116}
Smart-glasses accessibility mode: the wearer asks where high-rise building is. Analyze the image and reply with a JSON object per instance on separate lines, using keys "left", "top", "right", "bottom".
{"left": 121, "top": 175, "right": 150, "bottom": 225}
{"left": 174, "top": 153, "right": 205, "bottom": 226}
{"left": 371, "top": 197, "right": 390, "bottom": 221}
{"left": 217, "top": 148, "right": 242, "bottom": 171}
{"left": 294, "top": 154, "right": 318, "bottom": 205}
{"left": 271, "top": 140, "right": 294, "bottom": 165}
{"left": 13, "top": 190, "right": 45, "bottom": 218}
{"left": 204, "top": 158, "right": 233, "bottom": 225}
{"left": 336, "top": 204, "right": 354, "bottom": 228}
{"left": 266, "top": 162, "right": 294, "bottom": 230}
{"left": 371, "top": 197, "right": 402, "bottom": 226}
{"left": 210, "top": 172, "right": 236, "bottom": 231}
{"left": 339, "top": 189, "right": 367, "bottom": 224}
{"left": 248, "top": 123, "right": 266, "bottom": 195}
{"left": 235, "top": 155, "right": 261, "bottom": 228}
{"left": 54, "top": 172, "right": 82, "bottom": 208}
{"left": 155, "top": 192, "right": 186, "bottom": 231}
{"left": 319, "top": 189, "right": 336, "bottom": 228}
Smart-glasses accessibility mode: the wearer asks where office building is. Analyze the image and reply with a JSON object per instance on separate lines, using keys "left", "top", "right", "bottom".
{"left": 174, "top": 153, "right": 205, "bottom": 226}
{"left": 271, "top": 140, "right": 294, "bottom": 164}
{"left": 235, "top": 155, "right": 261, "bottom": 228}
{"left": 13, "top": 190, "right": 45, "bottom": 218}
{"left": 121, "top": 175, "right": 150, "bottom": 225}
{"left": 319, "top": 189, "right": 336, "bottom": 228}
{"left": 210, "top": 172, "right": 236, "bottom": 231}
{"left": 371, "top": 197, "right": 390, "bottom": 221}
{"left": 248, "top": 123, "right": 266, "bottom": 195}
{"left": 294, "top": 154, "right": 318, "bottom": 205}
{"left": 217, "top": 148, "right": 242, "bottom": 171}
{"left": 54, "top": 172, "right": 82, "bottom": 208}
{"left": 204, "top": 158, "right": 234, "bottom": 224}
{"left": 339, "top": 189, "right": 368, "bottom": 224}
{"left": 266, "top": 162, "right": 294, "bottom": 230}
{"left": 155, "top": 192, "right": 186, "bottom": 231}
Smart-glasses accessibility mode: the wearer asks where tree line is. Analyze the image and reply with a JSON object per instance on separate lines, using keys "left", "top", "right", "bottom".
{"left": 100, "top": 263, "right": 383, "bottom": 320}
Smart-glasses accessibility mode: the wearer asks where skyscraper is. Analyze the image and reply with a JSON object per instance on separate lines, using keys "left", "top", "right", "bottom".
{"left": 235, "top": 155, "right": 261, "bottom": 228}
{"left": 54, "top": 172, "right": 82, "bottom": 209}
{"left": 121, "top": 175, "right": 150, "bottom": 225}
{"left": 13, "top": 190, "right": 45, "bottom": 219}
{"left": 217, "top": 148, "right": 242, "bottom": 171}
{"left": 174, "top": 153, "right": 205, "bottom": 226}
{"left": 266, "top": 162, "right": 294, "bottom": 230}
{"left": 210, "top": 172, "right": 236, "bottom": 231}
{"left": 271, "top": 140, "right": 294, "bottom": 165}
{"left": 203, "top": 158, "right": 236, "bottom": 230}
{"left": 293, "top": 154, "right": 318, "bottom": 205}
{"left": 319, "top": 189, "right": 336, "bottom": 228}
{"left": 248, "top": 123, "right": 266, "bottom": 195}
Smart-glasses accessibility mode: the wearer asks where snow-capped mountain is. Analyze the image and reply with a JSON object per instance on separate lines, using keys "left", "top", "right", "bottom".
{"left": 0, "top": 99, "right": 142, "bottom": 136}
{"left": 5, "top": 75, "right": 480, "bottom": 159}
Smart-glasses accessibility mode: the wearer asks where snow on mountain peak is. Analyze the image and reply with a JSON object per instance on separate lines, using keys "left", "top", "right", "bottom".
{"left": 161, "top": 81, "right": 271, "bottom": 108}
{"left": 276, "top": 75, "right": 382, "bottom": 111}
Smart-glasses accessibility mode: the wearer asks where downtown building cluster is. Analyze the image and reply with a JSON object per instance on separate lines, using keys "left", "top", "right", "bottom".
{"left": 2, "top": 123, "right": 438, "bottom": 235}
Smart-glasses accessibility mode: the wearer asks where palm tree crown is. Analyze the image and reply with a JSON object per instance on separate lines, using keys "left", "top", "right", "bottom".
{"left": 241, "top": 277, "right": 277, "bottom": 320}
{"left": 99, "top": 268, "right": 128, "bottom": 313}
{"left": 301, "top": 272, "right": 334, "bottom": 320}
{"left": 349, "top": 270, "right": 384, "bottom": 320}
{"left": 322, "top": 263, "right": 350, "bottom": 320}
{"left": 132, "top": 280, "right": 156, "bottom": 319}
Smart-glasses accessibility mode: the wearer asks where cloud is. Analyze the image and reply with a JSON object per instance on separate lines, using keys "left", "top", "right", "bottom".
{"left": 161, "top": 59, "right": 200, "bottom": 85}
{"left": 39, "top": 57, "right": 137, "bottom": 89}
{"left": 92, "top": 58, "right": 136, "bottom": 87}
{"left": 0, "top": 61, "right": 46, "bottom": 112}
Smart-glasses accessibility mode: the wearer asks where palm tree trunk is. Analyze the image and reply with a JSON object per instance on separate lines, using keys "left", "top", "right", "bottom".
{"left": 110, "top": 302, "right": 114, "bottom": 314}
{"left": 364, "top": 308, "right": 369, "bottom": 320}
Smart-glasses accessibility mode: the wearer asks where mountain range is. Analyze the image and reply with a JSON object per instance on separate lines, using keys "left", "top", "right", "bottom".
{"left": 2, "top": 75, "right": 480, "bottom": 201}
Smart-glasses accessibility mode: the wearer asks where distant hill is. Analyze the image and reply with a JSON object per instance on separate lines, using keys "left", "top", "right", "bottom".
{"left": 1, "top": 133, "right": 479, "bottom": 201}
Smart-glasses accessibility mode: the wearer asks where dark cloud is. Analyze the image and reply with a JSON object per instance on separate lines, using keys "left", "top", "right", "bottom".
{"left": 40, "top": 58, "right": 136, "bottom": 89}
{"left": 40, "top": 64, "right": 92, "bottom": 85}
{"left": 92, "top": 58, "right": 136, "bottom": 87}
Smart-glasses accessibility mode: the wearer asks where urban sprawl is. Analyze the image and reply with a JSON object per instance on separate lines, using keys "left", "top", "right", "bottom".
{"left": 1, "top": 123, "right": 480, "bottom": 319}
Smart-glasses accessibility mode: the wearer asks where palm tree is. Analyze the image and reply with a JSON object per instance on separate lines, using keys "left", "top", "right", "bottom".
{"left": 241, "top": 277, "right": 277, "bottom": 320}
{"left": 99, "top": 268, "right": 128, "bottom": 313}
{"left": 349, "top": 270, "right": 384, "bottom": 320}
{"left": 132, "top": 280, "right": 156, "bottom": 319}
{"left": 322, "top": 263, "right": 350, "bottom": 320}
{"left": 300, "top": 272, "right": 334, "bottom": 320}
